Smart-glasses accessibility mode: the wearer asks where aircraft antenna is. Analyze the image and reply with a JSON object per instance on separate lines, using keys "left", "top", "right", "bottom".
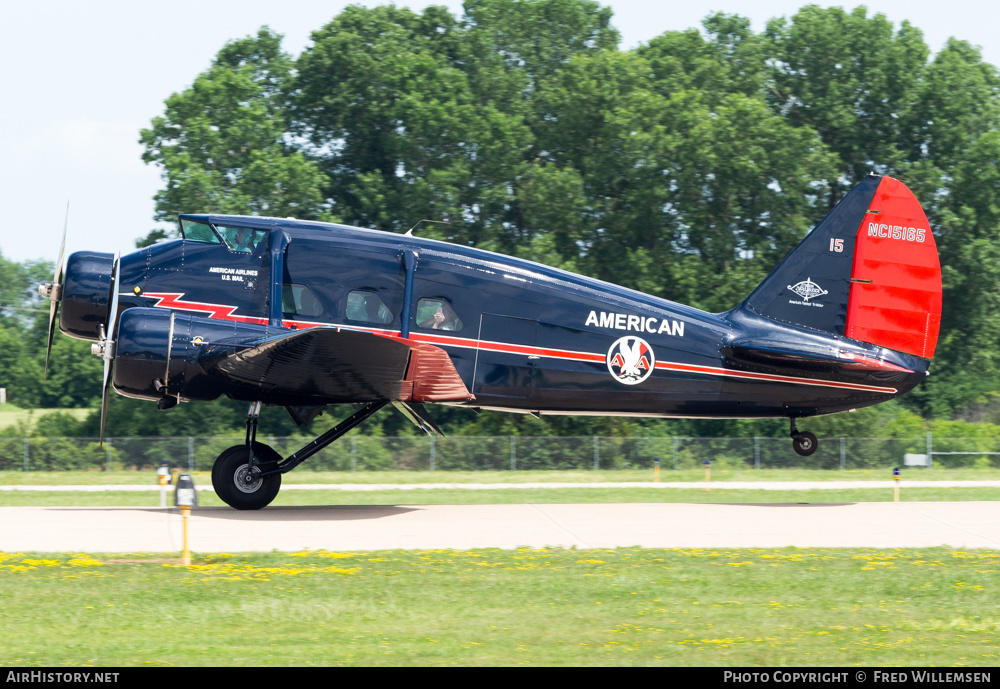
{"left": 405, "top": 219, "right": 450, "bottom": 236}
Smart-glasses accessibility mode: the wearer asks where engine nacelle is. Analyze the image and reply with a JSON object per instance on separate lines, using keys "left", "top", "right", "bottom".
{"left": 113, "top": 307, "right": 271, "bottom": 403}
{"left": 59, "top": 251, "right": 114, "bottom": 341}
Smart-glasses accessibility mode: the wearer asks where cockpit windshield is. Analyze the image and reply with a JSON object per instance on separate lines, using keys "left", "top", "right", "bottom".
{"left": 180, "top": 219, "right": 221, "bottom": 244}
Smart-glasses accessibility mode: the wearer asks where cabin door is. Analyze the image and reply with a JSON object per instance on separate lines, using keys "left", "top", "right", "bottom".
{"left": 473, "top": 314, "right": 539, "bottom": 403}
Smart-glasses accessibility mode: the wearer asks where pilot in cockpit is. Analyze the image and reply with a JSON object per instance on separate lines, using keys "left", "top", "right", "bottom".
{"left": 235, "top": 227, "right": 255, "bottom": 253}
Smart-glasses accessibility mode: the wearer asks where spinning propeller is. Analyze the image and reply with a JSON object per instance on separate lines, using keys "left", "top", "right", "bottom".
{"left": 38, "top": 202, "right": 69, "bottom": 379}
{"left": 92, "top": 255, "right": 121, "bottom": 445}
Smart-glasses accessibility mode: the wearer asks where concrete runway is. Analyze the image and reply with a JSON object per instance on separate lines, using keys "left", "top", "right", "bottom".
{"left": 2, "top": 502, "right": 998, "bottom": 552}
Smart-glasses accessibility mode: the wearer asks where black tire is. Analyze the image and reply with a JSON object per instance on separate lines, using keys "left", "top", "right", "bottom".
{"left": 791, "top": 431, "right": 818, "bottom": 457}
{"left": 211, "top": 443, "right": 282, "bottom": 510}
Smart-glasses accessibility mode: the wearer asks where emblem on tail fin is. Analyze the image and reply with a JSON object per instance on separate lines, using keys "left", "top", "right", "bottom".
{"left": 607, "top": 336, "right": 655, "bottom": 385}
{"left": 787, "top": 278, "right": 829, "bottom": 302}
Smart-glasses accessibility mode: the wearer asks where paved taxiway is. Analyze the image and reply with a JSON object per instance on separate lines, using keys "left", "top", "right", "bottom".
{"left": 1, "top": 502, "right": 998, "bottom": 552}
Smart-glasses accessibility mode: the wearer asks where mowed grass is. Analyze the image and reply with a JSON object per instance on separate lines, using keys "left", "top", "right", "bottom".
{"left": 0, "top": 407, "right": 91, "bottom": 432}
{"left": 1, "top": 487, "right": 997, "bottom": 507}
{"left": 1, "top": 468, "right": 996, "bottom": 506}
{"left": 3, "top": 467, "right": 999, "bottom": 485}
{"left": 0, "top": 547, "right": 996, "bottom": 666}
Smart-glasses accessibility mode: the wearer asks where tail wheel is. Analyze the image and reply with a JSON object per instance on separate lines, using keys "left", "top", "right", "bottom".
{"left": 211, "top": 442, "right": 282, "bottom": 510}
{"left": 791, "top": 431, "right": 818, "bottom": 457}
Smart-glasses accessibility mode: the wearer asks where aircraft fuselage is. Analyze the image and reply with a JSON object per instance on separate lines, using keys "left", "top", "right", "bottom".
{"left": 87, "top": 215, "right": 927, "bottom": 419}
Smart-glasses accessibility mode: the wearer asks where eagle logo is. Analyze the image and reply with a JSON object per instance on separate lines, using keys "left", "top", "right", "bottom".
{"left": 606, "top": 336, "right": 655, "bottom": 385}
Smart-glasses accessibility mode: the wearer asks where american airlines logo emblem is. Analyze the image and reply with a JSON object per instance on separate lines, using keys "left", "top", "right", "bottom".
{"left": 787, "top": 278, "right": 828, "bottom": 302}
{"left": 607, "top": 336, "right": 655, "bottom": 385}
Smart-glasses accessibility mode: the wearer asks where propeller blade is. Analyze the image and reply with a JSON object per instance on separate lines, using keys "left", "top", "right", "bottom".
{"left": 99, "top": 368, "right": 111, "bottom": 447}
{"left": 99, "top": 255, "right": 120, "bottom": 447}
{"left": 43, "top": 201, "right": 70, "bottom": 380}
{"left": 44, "top": 299, "right": 59, "bottom": 381}
{"left": 107, "top": 253, "right": 121, "bottom": 340}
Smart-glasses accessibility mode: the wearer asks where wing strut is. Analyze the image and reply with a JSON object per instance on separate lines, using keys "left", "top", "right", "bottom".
{"left": 256, "top": 400, "right": 389, "bottom": 477}
{"left": 392, "top": 401, "right": 444, "bottom": 437}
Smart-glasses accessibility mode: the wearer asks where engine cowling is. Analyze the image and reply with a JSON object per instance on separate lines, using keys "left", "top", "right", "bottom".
{"left": 59, "top": 251, "right": 114, "bottom": 341}
{"left": 112, "top": 307, "right": 270, "bottom": 403}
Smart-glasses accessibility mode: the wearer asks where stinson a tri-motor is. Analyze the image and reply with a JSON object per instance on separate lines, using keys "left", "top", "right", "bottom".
{"left": 40, "top": 174, "right": 942, "bottom": 509}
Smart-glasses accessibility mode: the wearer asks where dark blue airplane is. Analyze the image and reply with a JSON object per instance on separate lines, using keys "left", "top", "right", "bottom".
{"left": 40, "top": 174, "right": 941, "bottom": 509}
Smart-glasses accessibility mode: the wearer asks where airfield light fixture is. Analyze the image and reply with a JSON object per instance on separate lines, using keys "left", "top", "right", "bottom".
{"left": 175, "top": 474, "right": 197, "bottom": 566}
{"left": 175, "top": 474, "right": 197, "bottom": 508}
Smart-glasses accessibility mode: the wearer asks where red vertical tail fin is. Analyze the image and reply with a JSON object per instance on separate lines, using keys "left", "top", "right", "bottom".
{"left": 845, "top": 176, "right": 941, "bottom": 358}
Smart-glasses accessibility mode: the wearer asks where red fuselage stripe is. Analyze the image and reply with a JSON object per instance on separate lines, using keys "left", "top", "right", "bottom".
{"left": 145, "top": 296, "right": 898, "bottom": 394}
{"left": 144, "top": 293, "right": 269, "bottom": 325}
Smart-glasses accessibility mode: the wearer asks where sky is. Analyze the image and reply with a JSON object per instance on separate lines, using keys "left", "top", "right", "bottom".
{"left": 1, "top": 0, "right": 997, "bottom": 266}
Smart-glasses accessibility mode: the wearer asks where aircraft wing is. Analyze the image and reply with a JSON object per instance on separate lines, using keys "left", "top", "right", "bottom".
{"left": 204, "top": 326, "right": 473, "bottom": 404}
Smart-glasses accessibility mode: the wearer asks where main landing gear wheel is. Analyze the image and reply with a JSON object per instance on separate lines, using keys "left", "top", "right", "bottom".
{"left": 212, "top": 442, "right": 282, "bottom": 510}
{"left": 791, "top": 431, "right": 818, "bottom": 457}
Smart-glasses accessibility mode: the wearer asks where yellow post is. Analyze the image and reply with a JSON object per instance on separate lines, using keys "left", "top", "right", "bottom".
{"left": 654, "top": 457, "right": 660, "bottom": 483}
{"left": 704, "top": 460, "right": 711, "bottom": 492}
{"left": 158, "top": 472, "right": 168, "bottom": 508}
{"left": 893, "top": 467, "right": 900, "bottom": 503}
{"left": 181, "top": 505, "right": 191, "bottom": 566}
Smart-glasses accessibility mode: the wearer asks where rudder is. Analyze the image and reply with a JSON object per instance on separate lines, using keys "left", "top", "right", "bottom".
{"left": 740, "top": 174, "right": 942, "bottom": 359}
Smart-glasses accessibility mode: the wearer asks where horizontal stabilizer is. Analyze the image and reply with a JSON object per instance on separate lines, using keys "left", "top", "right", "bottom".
{"left": 725, "top": 338, "right": 913, "bottom": 373}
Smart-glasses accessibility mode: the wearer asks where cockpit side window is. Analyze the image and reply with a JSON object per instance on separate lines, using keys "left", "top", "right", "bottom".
{"left": 346, "top": 290, "right": 393, "bottom": 325}
{"left": 216, "top": 225, "right": 268, "bottom": 253}
{"left": 180, "top": 220, "right": 221, "bottom": 244}
{"left": 416, "top": 298, "right": 464, "bottom": 331}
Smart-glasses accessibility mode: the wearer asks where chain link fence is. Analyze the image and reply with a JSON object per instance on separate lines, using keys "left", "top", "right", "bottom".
{"left": 1, "top": 435, "right": 998, "bottom": 472}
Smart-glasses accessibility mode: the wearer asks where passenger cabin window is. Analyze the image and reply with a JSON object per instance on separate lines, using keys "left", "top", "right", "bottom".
{"left": 282, "top": 284, "right": 324, "bottom": 318}
{"left": 217, "top": 225, "right": 268, "bottom": 253}
{"left": 416, "top": 298, "right": 463, "bottom": 331}
{"left": 346, "top": 290, "right": 393, "bottom": 325}
{"left": 180, "top": 220, "right": 221, "bottom": 244}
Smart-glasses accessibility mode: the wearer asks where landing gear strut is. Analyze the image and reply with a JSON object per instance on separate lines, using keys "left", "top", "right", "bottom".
{"left": 789, "top": 418, "right": 818, "bottom": 457}
{"left": 211, "top": 400, "right": 388, "bottom": 510}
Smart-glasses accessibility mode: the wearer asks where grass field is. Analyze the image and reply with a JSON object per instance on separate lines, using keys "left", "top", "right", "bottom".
{"left": 1, "top": 468, "right": 996, "bottom": 506}
{"left": 1, "top": 487, "right": 997, "bottom": 507}
{"left": 2, "top": 469, "right": 996, "bottom": 666}
{"left": 0, "top": 407, "right": 91, "bottom": 432}
{"left": 3, "top": 467, "right": 999, "bottom": 484}
{"left": 0, "top": 547, "right": 996, "bottom": 666}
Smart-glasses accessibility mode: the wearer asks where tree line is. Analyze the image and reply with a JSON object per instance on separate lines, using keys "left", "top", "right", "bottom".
{"left": 3, "top": 1, "right": 999, "bottom": 439}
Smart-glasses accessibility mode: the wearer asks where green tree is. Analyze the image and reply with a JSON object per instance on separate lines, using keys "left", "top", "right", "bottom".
{"left": 764, "top": 5, "right": 929, "bottom": 206}
{"left": 534, "top": 41, "right": 837, "bottom": 310}
{"left": 130, "top": 2, "right": 1000, "bottom": 435}
{"left": 140, "top": 27, "right": 327, "bottom": 237}
{"left": 291, "top": 3, "right": 530, "bottom": 246}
